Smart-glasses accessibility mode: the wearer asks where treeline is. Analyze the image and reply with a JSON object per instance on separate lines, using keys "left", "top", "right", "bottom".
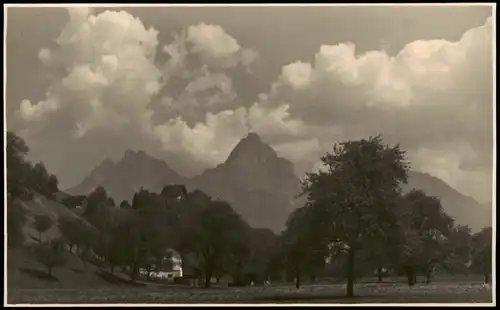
{"left": 7, "top": 131, "right": 59, "bottom": 201}
{"left": 6, "top": 131, "right": 493, "bottom": 295}
{"left": 278, "top": 135, "right": 492, "bottom": 296}
{"left": 6, "top": 131, "right": 60, "bottom": 246}
{"left": 17, "top": 183, "right": 277, "bottom": 287}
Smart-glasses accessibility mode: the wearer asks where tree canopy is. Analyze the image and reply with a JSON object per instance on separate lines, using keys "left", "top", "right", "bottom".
{"left": 299, "top": 135, "right": 410, "bottom": 296}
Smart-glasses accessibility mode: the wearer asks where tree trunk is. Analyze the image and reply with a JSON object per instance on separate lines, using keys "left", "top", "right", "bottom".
{"left": 295, "top": 273, "right": 301, "bottom": 289}
{"left": 48, "top": 266, "right": 52, "bottom": 277}
{"left": 425, "top": 268, "right": 432, "bottom": 284}
{"left": 130, "top": 246, "right": 141, "bottom": 282}
{"left": 130, "top": 260, "right": 139, "bottom": 282}
{"left": 180, "top": 253, "right": 187, "bottom": 276}
{"left": 406, "top": 266, "right": 416, "bottom": 286}
{"left": 205, "top": 268, "right": 213, "bottom": 288}
{"left": 146, "top": 264, "right": 152, "bottom": 281}
{"left": 346, "top": 249, "right": 356, "bottom": 297}
{"left": 377, "top": 267, "right": 383, "bottom": 283}
{"left": 484, "top": 274, "right": 489, "bottom": 284}
{"left": 39, "top": 232, "right": 43, "bottom": 243}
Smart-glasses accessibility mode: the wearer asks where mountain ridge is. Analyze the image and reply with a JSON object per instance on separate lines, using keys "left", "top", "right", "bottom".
{"left": 66, "top": 133, "right": 491, "bottom": 233}
{"left": 66, "top": 149, "right": 186, "bottom": 204}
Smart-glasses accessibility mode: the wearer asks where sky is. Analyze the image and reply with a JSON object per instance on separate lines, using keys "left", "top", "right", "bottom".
{"left": 5, "top": 5, "right": 494, "bottom": 204}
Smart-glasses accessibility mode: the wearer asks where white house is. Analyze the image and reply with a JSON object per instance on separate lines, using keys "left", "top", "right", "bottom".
{"left": 140, "top": 248, "right": 183, "bottom": 281}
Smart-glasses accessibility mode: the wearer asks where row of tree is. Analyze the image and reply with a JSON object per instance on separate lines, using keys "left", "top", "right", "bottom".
{"left": 6, "top": 131, "right": 493, "bottom": 296}
{"left": 278, "top": 135, "right": 492, "bottom": 296}
{"left": 7, "top": 131, "right": 59, "bottom": 201}
{"left": 7, "top": 131, "right": 61, "bottom": 246}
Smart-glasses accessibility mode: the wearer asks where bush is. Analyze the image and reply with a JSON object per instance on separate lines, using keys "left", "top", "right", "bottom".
{"left": 33, "top": 214, "right": 53, "bottom": 242}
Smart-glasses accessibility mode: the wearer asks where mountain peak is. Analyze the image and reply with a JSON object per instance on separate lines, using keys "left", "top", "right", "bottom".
{"left": 90, "top": 157, "right": 115, "bottom": 177}
{"left": 67, "top": 149, "right": 186, "bottom": 203}
{"left": 120, "top": 149, "right": 156, "bottom": 164}
{"left": 245, "top": 132, "right": 262, "bottom": 143}
{"left": 225, "top": 132, "right": 277, "bottom": 165}
{"left": 123, "top": 149, "right": 137, "bottom": 159}
{"left": 98, "top": 157, "right": 115, "bottom": 169}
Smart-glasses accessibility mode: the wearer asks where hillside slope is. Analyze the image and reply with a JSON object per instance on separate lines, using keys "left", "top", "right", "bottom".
{"left": 7, "top": 193, "right": 145, "bottom": 291}
{"left": 17, "top": 193, "right": 89, "bottom": 244}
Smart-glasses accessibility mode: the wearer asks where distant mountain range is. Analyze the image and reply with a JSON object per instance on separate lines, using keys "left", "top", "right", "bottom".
{"left": 66, "top": 150, "right": 186, "bottom": 204}
{"left": 65, "top": 133, "right": 492, "bottom": 233}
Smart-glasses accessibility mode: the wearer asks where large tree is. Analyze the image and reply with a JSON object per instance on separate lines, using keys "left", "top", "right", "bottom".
{"left": 82, "top": 186, "right": 115, "bottom": 232}
{"left": 442, "top": 225, "right": 473, "bottom": 275}
{"left": 470, "top": 227, "right": 492, "bottom": 283}
{"left": 58, "top": 215, "right": 98, "bottom": 257}
{"left": 281, "top": 206, "right": 330, "bottom": 288}
{"left": 6, "top": 131, "right": 32, "bottom": 200}
{"left": 34, "top": 214, "right": 53, "bottom": 243}
{"left": 179, "top": 200, "right": 249, "bottom": 288}
{"left": 121, "top": 189, "right": 179, "bottom": 282}
{"left": 31, "top": 163, "right": 50, "bottom": 195}
{"left": 397, "top": 189, "right": 455, "bottom": 285}
{"left": 33, "top": 238, "right": 68, "bottom": 277}
{"left": 244, "top": 228, "right": 278, "bottom": 285}
{"left": 301, "top": 135, "right": 409, "bottom": 297}
{"left": 7, "top": 199, "right": 27, "bottom": 247}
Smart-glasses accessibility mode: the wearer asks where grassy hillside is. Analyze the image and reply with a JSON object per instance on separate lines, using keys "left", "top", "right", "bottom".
{"left": 7, "top": 246, "right": 107, "bottom": 290}
{"left": 17, "top": 193, "right": 86, "bottom": 244}
{"left": 8, "top": 193, "right": 108, "bottom": 290}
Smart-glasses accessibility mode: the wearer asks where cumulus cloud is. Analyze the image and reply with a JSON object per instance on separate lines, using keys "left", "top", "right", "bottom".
{"left": 154, "top": 67, "right": 238, "bottom": 125}
{"left": 152, "top": 22, "right": 259, "bottom": 126}
{"left": 13, "top": 8, "right": 492, "bottom": 204}
{"left": 161, "top": 23, "right": 257, "bottom": 77}
{"left": 14, "top": 7, "right": 259, "bottom": 185}
{"left": 154, "top": 108, "right": 249, "bottom": 167}
{"left": 256, "top": 16, "right": 493, "bottom": 201}
{"left": 17, "top": 8, "right": 161, "bottom": 138}
{"left": 152, "top": 101, "right": 308, "bottom": 169}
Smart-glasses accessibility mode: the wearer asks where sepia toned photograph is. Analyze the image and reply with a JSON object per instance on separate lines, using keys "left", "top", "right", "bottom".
{"left": 4, "top": 3, "right": 495, "bottom": 305}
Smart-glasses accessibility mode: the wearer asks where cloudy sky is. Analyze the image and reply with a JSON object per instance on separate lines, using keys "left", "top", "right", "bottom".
{"left": 5, "top": 5, "right": 494, "bottom": 203}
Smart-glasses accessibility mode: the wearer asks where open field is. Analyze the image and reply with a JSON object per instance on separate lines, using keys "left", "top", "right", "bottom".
{"left": 7, "top": 246, "right": 493, "bottom": 305}
{"left": 7, "top": 282, "right": 493, "bottom": 304}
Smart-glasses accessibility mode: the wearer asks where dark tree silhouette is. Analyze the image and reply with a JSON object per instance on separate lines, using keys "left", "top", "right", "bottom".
{"left": 301, "top": 135, "right": 409, "bottom": 297}
{"left": 119, "top": 200, "right": 132, "bottom": 209}
{"left": 6, "top": 131, "right": 32, "bottom": 200}
{"left": 179, "top": 200, "right": 249, "bottom": 288}
{"left": 471, "top": 227, "right": 492, "bottom": 283}
{"left": 33, "top": 239, "right": 68, "bottom": 277}
{"left": 34, "top": 214, "right": 53, "bottom": 242}
{"left": 397, "top": 190, "right": 455, "bottom": 285}
{"left": 7, "top": 198, "right": 27, "bottom": 246}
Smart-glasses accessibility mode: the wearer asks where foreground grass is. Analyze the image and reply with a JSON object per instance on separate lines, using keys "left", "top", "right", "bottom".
{"left": 8, "top": 282, "right": 492, "bottom": 304}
